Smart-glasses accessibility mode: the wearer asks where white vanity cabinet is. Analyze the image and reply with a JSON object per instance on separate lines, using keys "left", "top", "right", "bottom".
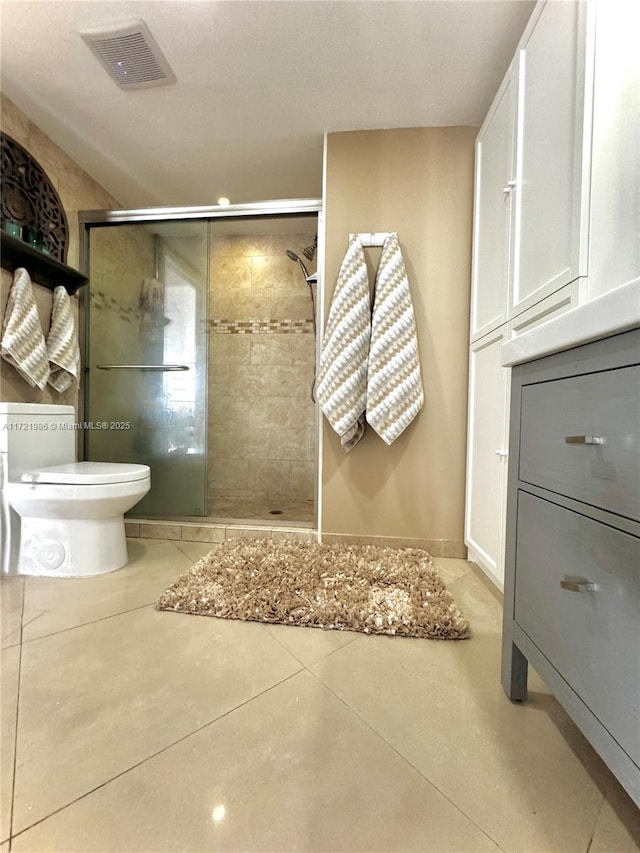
{"left": 464, "top": 329, "right": 510, "bottom": 587}
{"left": 465, "top": 0, "right": 640, "bottom": 587}
{"left": 470, "top": 71, "right": 516, "bottom": 341}
{"left": 466, "top": 0, "right": 586, "bottom": 584}
{"left": 586, "top": 0, "right": 640, "bottom": 301}
{"left": 511, "top": 0, "right": 588, "bottom": 317}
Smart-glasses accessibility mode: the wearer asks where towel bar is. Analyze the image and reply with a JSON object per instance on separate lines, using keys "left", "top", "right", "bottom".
{"left": 349, "top": 232, "right": 393, "bottom": 247}
{"left": 96, "top": 364, "right": 189, "bottom": 371}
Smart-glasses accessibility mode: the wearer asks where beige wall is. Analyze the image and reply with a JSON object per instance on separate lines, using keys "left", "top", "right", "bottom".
{"left": 0, "top": 94, "right": 119, "bottom": 410}
{"left": 322, "top": 127, "right": 476, "bottom": 546}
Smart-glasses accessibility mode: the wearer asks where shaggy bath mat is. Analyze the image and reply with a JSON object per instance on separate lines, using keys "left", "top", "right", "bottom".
{"left": 157, "top": 539, "right": 469, "bottom": 640}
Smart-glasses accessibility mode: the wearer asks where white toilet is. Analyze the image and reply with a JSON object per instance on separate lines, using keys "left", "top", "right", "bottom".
{"left": 0, "top": 403, "right": 150, "bottom": 577}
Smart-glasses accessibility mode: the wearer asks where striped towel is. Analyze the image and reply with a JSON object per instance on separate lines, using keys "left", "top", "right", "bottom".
{"left": 46, "top": 286, "right": 80, "bottom": 392}
{"left": 316, "top": 236, "right": 371, "bottom": 451}
{"left": 0, "top": 267, "right": 50, "bottom": 390}
{"left": 366, "top": 233, "right": 424, "bottom": 444}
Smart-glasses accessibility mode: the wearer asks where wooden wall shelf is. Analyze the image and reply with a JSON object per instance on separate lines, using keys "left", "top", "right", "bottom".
{"left": 1, "top": 233, "right": 87, "bottom": 295}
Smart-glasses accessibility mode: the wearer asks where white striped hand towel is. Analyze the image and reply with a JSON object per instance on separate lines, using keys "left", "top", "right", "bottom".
{"left": 0, "top": 267, "right": 50, "bottom": 390}
{"left": 316, "top": 236, "right": 371, "bottom": 451}
{"left": 366, "top": 233, "right": 424, "bottom": 444}
{"left": 46, "top": 286, "right": 80, "bottom": 392}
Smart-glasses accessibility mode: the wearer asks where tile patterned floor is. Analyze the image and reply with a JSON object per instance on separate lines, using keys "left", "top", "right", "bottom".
{"left": 1, "top": 539, "right": 638, "bottom": 852}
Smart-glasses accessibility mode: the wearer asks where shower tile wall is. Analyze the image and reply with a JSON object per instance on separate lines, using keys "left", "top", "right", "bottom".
{"left": 208, "top": 233, "right": 317, "bottom": 520}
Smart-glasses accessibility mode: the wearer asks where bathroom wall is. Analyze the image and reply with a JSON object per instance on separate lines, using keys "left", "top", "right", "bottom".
{"left": 208, "top": 232, "right": 317, "bottom": 516}
{"left": 322, "top": 127, "right": 476, "bottom": 551}
{"left": 0, "top": 95, "right": 119, "bottom": 409}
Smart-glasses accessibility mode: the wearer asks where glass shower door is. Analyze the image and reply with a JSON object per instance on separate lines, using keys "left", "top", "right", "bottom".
{"left": 85, "top": 221, "right": 208, "bottom": 517}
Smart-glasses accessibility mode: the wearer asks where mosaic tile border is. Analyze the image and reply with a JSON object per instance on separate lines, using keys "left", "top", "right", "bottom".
{"left": 90, "top": 290, "right": 137, "bottom": 323}
{"left": 89, "top": 293, "right": 314, "bottom": 335}
{"left": 210, "top": 319, "right": 313, "bottom": 335}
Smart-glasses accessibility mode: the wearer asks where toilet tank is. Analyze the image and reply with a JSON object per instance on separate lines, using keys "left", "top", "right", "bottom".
{"left": 0, "top": 403, "right": 77, "bottom": 481}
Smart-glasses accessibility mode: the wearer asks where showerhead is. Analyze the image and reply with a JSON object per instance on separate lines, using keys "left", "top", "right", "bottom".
{"left": 285, "top": 249, "right": 309, "bottom": 280}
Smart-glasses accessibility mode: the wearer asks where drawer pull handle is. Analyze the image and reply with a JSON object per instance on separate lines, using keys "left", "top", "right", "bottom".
{"left": 560, "top": 579, "right": 598, "bottom": 593}
{"left": 564, "top": 435, "right": 604, "bottom": 445}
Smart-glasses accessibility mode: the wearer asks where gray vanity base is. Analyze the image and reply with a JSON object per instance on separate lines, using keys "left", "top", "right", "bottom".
{"left": 501, "top": 328, "right": 640, "bottom": 808}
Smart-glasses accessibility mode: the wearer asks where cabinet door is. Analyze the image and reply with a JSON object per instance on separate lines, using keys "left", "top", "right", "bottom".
{"left": 470, "top": 72, "right": 516, "bottom": 340}
{"left": 587, "top": 0, "right": 640, "bottom": 300}
{"left": 512, "top": 0, "right": 587, "bottom": 316}
{"left": 465, "top": 328, "right": 510, "bottom": 588}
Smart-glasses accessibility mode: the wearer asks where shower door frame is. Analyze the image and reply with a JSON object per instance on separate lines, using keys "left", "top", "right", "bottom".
{"left": 79, "top": 198, "right": 323, "bottom": 526}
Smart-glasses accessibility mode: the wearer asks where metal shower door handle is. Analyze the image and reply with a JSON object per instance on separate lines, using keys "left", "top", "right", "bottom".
{"left": 96, "top": 364, "right": 190, "bottom": 371}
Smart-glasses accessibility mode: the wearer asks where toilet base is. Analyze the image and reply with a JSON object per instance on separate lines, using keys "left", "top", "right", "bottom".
{"left": 17, "top": 516, "right": 129, "bottom": 577}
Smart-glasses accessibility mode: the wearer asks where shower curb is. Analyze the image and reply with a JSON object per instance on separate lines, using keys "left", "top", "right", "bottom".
{"left": 125, "top": 519, "right": 317, "bottom": 544}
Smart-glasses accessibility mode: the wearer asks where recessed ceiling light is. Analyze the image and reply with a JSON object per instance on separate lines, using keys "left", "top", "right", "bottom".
{"left": 217, "top": 197, "right": 230, "bottom": 206}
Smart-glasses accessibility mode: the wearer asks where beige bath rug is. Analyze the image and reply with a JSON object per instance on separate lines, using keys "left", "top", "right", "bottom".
{"left": 157, "top": 539, "right": 469, "bottom": 640}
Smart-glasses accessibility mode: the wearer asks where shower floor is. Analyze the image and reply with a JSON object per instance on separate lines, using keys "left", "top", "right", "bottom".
{"left": 208, "top": 497, "right": 315, "bottom": 524}
{"left": 140, "top": 497, "right": 315, "bottom": 526}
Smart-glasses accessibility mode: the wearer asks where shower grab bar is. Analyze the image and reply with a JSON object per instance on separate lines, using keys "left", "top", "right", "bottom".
{"left": 96, "top": 364, "right": 190, "bottom": 371}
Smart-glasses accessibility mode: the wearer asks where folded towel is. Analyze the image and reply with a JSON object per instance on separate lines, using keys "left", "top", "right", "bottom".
{"left": 316, "top": 236, "right": 371, "bottom": 452}
{"left": 46, "top": 286, "right": 80, "bottom": 392}
{"left": 366, "top": 233, "right": 424, "bottom": 444}
{"left": 1, "top": 267, "right": 50, "bottom": 390}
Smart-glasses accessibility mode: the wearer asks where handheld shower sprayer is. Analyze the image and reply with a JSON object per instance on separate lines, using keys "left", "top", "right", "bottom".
{"left": 286, "top": 242, "right": 318, "bottom": 402}
{"left": 285, "top": 249, "right": 309, "bottom": 281}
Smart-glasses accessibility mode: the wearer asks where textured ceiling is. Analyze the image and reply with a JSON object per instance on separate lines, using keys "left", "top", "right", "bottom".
{"left": 0, "top": 1, "right": 535, "bottom": 208}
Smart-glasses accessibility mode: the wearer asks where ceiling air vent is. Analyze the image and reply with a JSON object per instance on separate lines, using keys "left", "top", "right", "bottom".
{"left": 80, "top": 19, "right": 176, "bottom": 90}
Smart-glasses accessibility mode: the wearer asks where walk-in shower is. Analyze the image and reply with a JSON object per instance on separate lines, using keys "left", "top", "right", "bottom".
{"left": 80, "top": 200, "right": 321, "bottom": 526}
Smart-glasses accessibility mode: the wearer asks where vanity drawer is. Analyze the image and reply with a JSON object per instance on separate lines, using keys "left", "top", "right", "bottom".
{"left": 514, "top": 491, "right": 640, "bottom": 766}
{"left": 519, "top": 366, "right": 640, "bottom": 521}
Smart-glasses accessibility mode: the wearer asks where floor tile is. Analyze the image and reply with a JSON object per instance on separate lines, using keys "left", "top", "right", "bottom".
{"left": 311, "top": 571, "right": 607, "bottom": 852}
{"left": 1, "top": 645, "right": 20, "bottom": 842}
{"left": 0, "top": 576, "right": 24, "bottom": 648}
{"left": 262, "top": 621, "right": 361, "bottom": 667}
{"left": 11, "top": 671, "right": 499, "bottom": 853}
{"left": 431, "top": 556, "right": 473, "bottom": 587}
{"left": 589, "top": 783, "right": 640, "bottom": 852}
{"left": 174, "top": 540, "right": 217, "bottom": 563}
{"left": 446, "top": 571, "right": 549, "bottom": 694}
{"left": 13, "top": 606, "right": 302, "bottom": 833}
{"left": 21, "top": 540, "right": 192, "bottom": 643}
{"left": 446, "top": 569, "right": 502, "bottom": 637}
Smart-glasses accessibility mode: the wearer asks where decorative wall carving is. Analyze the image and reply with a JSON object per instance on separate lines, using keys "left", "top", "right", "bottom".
{"left": 0, "top": 132, "right": 68, "bottom": 263}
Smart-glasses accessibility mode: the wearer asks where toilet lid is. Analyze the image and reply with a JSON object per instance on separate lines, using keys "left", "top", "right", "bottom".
{"left": 21, "top": 462, "right": 151, "bottom": 485}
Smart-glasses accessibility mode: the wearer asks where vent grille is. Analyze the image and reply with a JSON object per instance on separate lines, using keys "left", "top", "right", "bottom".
{"left": 80, "top": 19, "right": 176, "bottom": 90}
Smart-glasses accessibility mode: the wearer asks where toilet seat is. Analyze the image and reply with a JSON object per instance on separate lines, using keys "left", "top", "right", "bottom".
{"left": 21, "top": 462, "right": 150, "bottom": 485}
